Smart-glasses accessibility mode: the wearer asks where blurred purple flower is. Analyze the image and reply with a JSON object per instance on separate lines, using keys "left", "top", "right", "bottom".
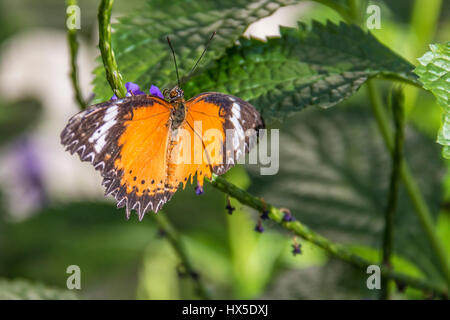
{"left": 150, "top": 85, "right": 164, "bottom": 99}
{"left": 12, "top": 137, "right": 47, "bottom": 209}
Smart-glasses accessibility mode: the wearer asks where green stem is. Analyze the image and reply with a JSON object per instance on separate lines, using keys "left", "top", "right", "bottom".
{"left": 367, "top": 80, "right": 450, "bottom": 289}
{"left": 66, "top": 0, "right": 86, "bottom": 109}
{"left": 380, "top": 88, "right": 405, "bottom": 300}
{"left": 210, "top": 174, "right": 447, "bottom": 297}
{"left": 96, "top": 0, "right": 210, "bottom": 299}
{"left": 409, "top": 0, "right": 442, "bottom": 59}
{"left": 339, "top": 1, "right": 450, "bottom": 291}
{"left": 98, "top": 0, "right": 127, "bottom": 98}
{"left": 152, "top": 214, "right": 211, "bottom": 300}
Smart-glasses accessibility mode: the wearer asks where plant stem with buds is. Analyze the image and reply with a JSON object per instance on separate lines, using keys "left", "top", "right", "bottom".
{"left": 210, "top": 174, "right": 447, "bottom": 298}
{"left": 67, "top": 0, "right": 86, "bottom": 109}
{"left": 98, "top": 0, "right": 127, "bottom": 98}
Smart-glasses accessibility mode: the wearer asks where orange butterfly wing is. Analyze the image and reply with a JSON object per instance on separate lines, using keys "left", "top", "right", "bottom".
{"left": 61, "top": 95, "right": 173, "bottom": 218}
{"left": 166, "top": 92, "right": 264, "bottom": 192}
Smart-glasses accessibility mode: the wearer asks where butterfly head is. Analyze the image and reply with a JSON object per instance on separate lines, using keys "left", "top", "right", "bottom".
{"left": 164, "top": 86, "right": 185, "bottom": 104}
{"left": 164, "top": 32, "right": 215, "bottom": 105}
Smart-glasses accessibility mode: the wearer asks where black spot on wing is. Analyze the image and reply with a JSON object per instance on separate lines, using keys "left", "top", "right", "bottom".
{"left": 104, "top": 174, "right": 177, "bottom": 220}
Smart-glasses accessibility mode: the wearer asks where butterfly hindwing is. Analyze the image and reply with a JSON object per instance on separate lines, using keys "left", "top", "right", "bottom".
{"left": 164, "top": 92, "right": 264, "bottom": 193}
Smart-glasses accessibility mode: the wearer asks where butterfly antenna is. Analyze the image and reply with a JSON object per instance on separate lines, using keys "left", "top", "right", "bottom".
{"left": 186, "top": 31, "right": 216, "bottom": 79}
{"left": 166, "top": 36, "right": 181, "bottom": 87}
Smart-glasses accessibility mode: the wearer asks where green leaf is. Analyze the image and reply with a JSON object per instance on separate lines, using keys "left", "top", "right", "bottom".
{"left": 414, "top": 42, "right": 450, "bottom": 159}
{"left": 261, "top": 259, "right": 375, "bottom": 299}
{"left": 310, "top": 0, "right": 355, "bottom": 23}
{"left": 263, "top": 244, "right": 426, "bottom": 299}
{"left": 93, "top": 0, "right": 298, "bottom": 102}
{"left": 348, "top": 245, "right": 425, "bottom": 279}
{"left": 0, "top": 278, "right": 78, "bottom": 300}
{"left": 137, "top": 241, "right": 180, "bottom": 300}
{"left": 348, "top": 245, "right": 428, "bottom": 299}
{"left": 248, "top": 106, "right": 445, "bottom": 283}
{"left": 185, "top": 21, "right": 419, "bottom": 121}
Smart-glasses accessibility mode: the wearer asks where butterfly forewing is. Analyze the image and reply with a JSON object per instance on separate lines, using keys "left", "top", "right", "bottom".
{"left": 61, "top": 95, "right": 172, "bottom": 218}
{"left": 186, "top": 92, "right": 265, "bottom": 175}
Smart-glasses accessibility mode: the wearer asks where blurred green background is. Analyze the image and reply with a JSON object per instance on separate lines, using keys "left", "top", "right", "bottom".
{"left": 0, "top": 0, "right": 448, "bottom": 299}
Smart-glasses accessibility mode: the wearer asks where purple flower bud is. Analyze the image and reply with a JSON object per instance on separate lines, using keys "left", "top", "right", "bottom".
{"left": 254, "top": 221, "right": 264, "bottom": 233}
{"left": 195, "top": 183, "right": 204, "bottom": 195}
{"left": 226, "top": 203, "right": 235, "bottom": 215}
{"left": 260, "top": 210, "right": 269, "bottom": 220}
{"left": 282, "top": 209, "right": 294, "bottom": 222}
{"left": 150, "top": 85, "right": 164, "bottom": 99}
{"left": 225, "top": 197, "right": 235, "bottom": 215}
{"left": 125, "top": 82, "right": 145, "bottom": 95}
{"left": 111, "top": 82, "right": 145, "bottom": 100}
{"left": 291, "top": 243, "right": 302, "bottom": 256}
{"left": 260, "top": 199, "right": 269, "bottom": 220}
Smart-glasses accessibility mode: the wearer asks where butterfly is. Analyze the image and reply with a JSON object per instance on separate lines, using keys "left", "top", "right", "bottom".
{"left": 60, "top": 34, "right": 264, "bottom": 220}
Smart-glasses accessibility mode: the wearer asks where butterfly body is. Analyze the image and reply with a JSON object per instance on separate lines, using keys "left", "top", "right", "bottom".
{"left": 61, "top": 90, "right": 264, "bottom": 219}
{"left": 167, "top": 86, "right": 187, "bottom": 129}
